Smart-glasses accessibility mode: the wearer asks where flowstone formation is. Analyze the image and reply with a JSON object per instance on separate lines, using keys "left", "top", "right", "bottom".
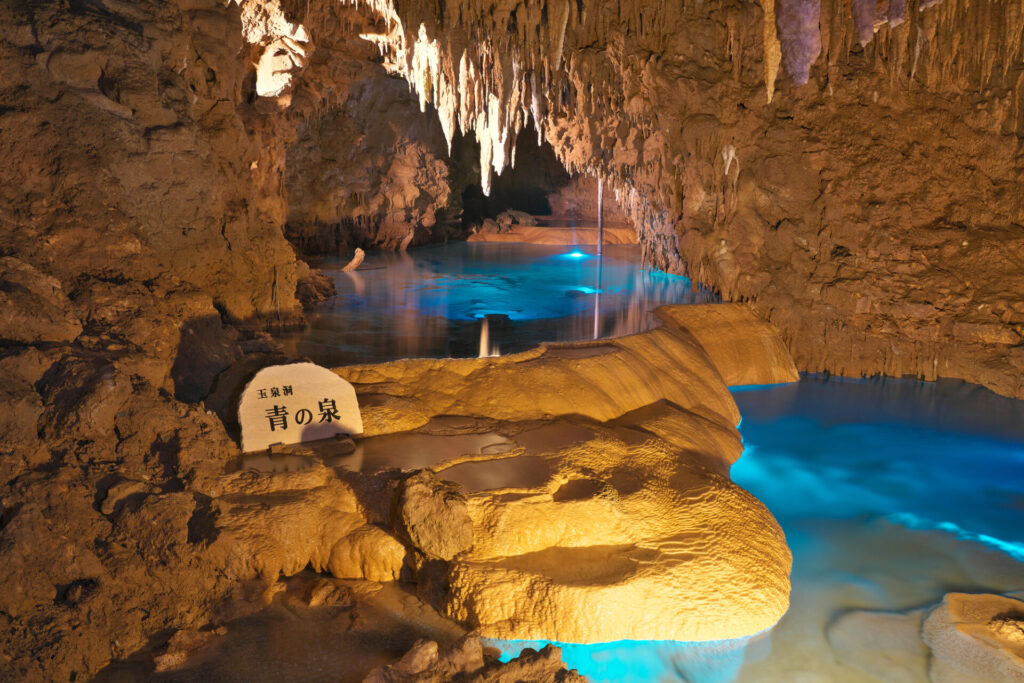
{"left": 334, "top": 303, "right": 797, "bottom": 643}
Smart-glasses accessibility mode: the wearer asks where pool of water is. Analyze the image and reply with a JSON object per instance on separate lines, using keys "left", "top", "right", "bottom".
{"left": 278, "top": 242, "right": 712, "bottom": 366}
{"left": 489, "top": 375, "right": 1024, "bottom": 681}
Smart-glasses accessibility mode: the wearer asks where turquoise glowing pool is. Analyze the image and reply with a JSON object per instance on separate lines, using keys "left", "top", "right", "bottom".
{"left": 490, "top": 375, "right": 1024, "bottom": 681}
{"left": 279, "top": 242, "right": 712, "bottom": 365}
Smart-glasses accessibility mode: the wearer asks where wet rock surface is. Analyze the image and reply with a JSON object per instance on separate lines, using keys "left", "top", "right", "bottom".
{"left": 365, "top": 637, "right": 586, "bottom": 683}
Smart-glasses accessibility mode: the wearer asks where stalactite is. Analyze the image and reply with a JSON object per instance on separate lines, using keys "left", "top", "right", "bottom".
{"left": 763, "top": 0, "right": 783, "bottom": 102}
{"left": 776, "top": 0, "right": 822, "bottom": 84}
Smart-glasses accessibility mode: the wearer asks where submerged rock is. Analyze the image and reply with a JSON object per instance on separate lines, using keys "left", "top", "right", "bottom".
{"left": 923, "top": 593, "right": 1024, "bottom": 683}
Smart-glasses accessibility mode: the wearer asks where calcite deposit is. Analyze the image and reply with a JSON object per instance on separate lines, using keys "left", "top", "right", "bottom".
{"left": 332, "top": 304, "right": 793, "bottom": 643}
{"left": 923, "top": 593, "right": 1024, "bottom": 682}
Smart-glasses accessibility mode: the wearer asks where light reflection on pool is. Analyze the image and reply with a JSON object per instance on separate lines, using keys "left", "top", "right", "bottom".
{"left": 490, "top": 375, "right": 1024, "bottom": 682}
{"left": 278, "top": 242, "right": 713, "bottom": 366}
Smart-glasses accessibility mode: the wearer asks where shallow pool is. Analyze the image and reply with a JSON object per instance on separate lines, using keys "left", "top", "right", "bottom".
{"left": 489, "top": 375, "right": 1024, "bottom": 681}
{"left": 278, "top": 242, "right": 711, "bottom": 366}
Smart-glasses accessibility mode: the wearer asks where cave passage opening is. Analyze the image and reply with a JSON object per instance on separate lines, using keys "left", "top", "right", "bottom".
{"left": 456, "top": 123, "right": 571, "bottom": 226}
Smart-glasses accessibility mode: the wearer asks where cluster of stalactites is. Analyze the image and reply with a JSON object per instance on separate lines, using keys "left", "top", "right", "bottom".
{"left": 766, "top": 0, "right": 1024, "bottom": 101}
{"left": 344, "top": 0, "right": 1024, "bottom": 198}
{"left": 768, "top": 0, "right": 918, "bottom": 95}
{"left": 345, "top": 0, "right": 577, "bottom": 196}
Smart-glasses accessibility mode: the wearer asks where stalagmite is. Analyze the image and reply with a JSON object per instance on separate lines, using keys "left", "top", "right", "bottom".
{"left": 342, "top": 248, "right": 365, "bottom": 272}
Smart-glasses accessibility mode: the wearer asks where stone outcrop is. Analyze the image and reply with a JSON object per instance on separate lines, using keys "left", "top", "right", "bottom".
{"left": 657, "top": 304, "right": 800, "bottom": 387}
{"left": 1, "top": 0, "right": 308, "bottom": 324}
{"left": 284, "top": 69, "right": 459, "bottom": 253}
{"left": 392, "top": 470, "right": 474, "bottom": 561}
{"left": 0, "top": 257, "right": 83, "bottom": 345}
{"left": 342, "top": 303, "right": 791, "bottom": 436}
{"left": 546, "top": 175, "right": 632, "bottom": 227}
{"left": 441, "top": 424, "right": 790, "bottom": 643}
{"left": 364, "top": 637, "right": 586, "bottom": 683}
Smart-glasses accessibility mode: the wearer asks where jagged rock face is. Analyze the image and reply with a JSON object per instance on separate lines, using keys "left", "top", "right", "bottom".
{"left": 285, "top": 74, "right": 456, "bottom": 253}
{"left": 546, "top": 175, "right": 631, "bottom": 225}
{"left": 280, "top": 15, "right": 461, "bottom": 254}
{"left": 329, "top": 0, "right": 1024, "bottom": 398}
{"left": 1, "top": 0, "right": 304, "bottom": 324}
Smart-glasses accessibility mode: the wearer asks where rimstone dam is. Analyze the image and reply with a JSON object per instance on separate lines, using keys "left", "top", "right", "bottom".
{"left": 1, "top": 1, "right": 1023, "bottom": 681}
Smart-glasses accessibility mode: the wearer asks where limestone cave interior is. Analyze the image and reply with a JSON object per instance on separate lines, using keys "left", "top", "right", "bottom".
{"left": 1, "top": 0, "right": 1023, "bottom": 681}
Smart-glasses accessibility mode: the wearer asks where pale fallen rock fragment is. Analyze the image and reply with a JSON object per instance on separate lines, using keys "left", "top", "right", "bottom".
{"left": 302, "top": 577, "right": 355, "bottom": 608}
{"left": 153, "top": 628, "right": 225, "bottom": 673}
{"left": 922, "top": 592, "right": 1024, "bottom": 682}
{"left": 99, "top": 479, "right": 150, "bottom": 516}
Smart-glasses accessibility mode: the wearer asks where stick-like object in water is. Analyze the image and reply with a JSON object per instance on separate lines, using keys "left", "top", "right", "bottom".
{"left": 342, "top": 248, "right": 365, "bottom": 272}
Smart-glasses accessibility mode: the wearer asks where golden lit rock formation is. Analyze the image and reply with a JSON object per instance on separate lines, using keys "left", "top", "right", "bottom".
{"left": 196, "top": 305, "right": 794, "bottom": 648}
{"left": 442, "top": 431, "right": 791, "bottom": 642}
{"left": 327, "top": 304, "right": 793, "bottom": 642}
{"left": 657, "top": 304, "right": 800, "bottom": 387}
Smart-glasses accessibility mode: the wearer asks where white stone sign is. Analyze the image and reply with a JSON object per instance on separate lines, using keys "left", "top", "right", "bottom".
{"left": 238, "top": 362, "right": 362, "bottom": 452}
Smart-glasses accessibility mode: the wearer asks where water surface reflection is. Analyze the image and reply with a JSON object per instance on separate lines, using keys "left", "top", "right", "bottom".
{"left": 278, "top": 243, "right": 712, "bottom": 366}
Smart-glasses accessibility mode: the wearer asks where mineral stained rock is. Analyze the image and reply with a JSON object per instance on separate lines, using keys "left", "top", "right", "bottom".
{"left": 657, "top": 304, "right": 800, "bottom": 387}
{"left": 393, "top": 470, "right": 475, "bottom": 561}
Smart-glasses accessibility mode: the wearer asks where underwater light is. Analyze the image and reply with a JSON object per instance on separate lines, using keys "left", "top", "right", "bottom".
{"left": 563, "top": 249, "right": 590, "bottom": 259}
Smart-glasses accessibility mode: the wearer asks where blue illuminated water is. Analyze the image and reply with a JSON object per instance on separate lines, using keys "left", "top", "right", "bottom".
{"left": 279, "top": 242, "right": 711, "bottom": 366}
{"left": 490, "top": 375, "right": 1024, "bottom": 681}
